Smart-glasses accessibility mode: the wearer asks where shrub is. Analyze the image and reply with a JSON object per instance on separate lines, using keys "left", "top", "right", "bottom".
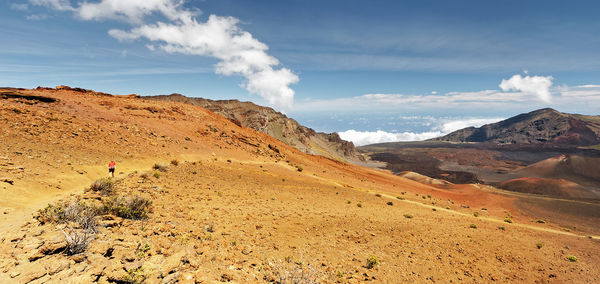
{"left": 170, "top": 159, "right": 179, "bottom": 166}
{"left": 346, "top": 200, "right": 351, "bottom": 204}
{"left": 59, "top": 227, "right": 92, "bottom": 255}
{"left": 469, "top": 224, "right": 477, "bottom": 229}
{"left": 153, "top": 172, "right": 160, "bottom": 178}
{"left": 89, "top": 178, "right": 114, "bottom": 195}
{"left": 36, "top": 201, "right": 99, "bottom": 232}
{"left": 153, "top": 163, "right": 168, "bottom": 172}
{"left": 124, "top": 267, "right": 146, "bottom": 284}
{"left": 387, "top": 201, "right": 393, "bottom": 206}
{"left": 396, "top": 196, "right": 404, "bottom": 200}
{"left": 366, "top": 255, "right": 379, "bottom": 269}
{"left": 403, "top": 214, "right": 413, "bottom": 219}
{"left": 504, "top": 218, "right": 513, "bottom": 224}
{"left": 103, "top": 196, "right": 152, "bottom": 220}
{"left": 296, "top": 166, "right": 303, "bottom": 172}
{"left": 473, "top": 212, "right": 479, "bottom": 217}
{"left": 536, "top": 242, "right": 543, "bottom": 249}
{"left": 375, "top": 193, "right": 382, "bottom": 197}
{"left": 566, "top": 255, "right": 578, "bottom": 262}
{"left": 497, "top": 226, "right": 505, "bottom": 231}
{"left": 357, "top": 202, "right": 362, "bottom": 208}
{"left": 536, "top": 219, "right": 546, "bottom": 224}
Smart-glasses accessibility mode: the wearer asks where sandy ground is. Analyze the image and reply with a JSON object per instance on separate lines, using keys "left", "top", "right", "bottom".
{"left": 0, "top": 88, "right": 599, "bottom": 283}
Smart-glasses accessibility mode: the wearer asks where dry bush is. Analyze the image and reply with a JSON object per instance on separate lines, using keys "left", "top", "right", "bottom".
{"left": 88, "top": 178, "right": 115, "bottom": 195}
{"left": 36, "top": 201, "right": 99, "bottom": 232}
{"left": 103, "top": 196, "right": 152, "bottom": 220}
{"left": 271, "top": 262, "right": 320, "bottom": 284}
{"left": 59, "top": 226, "right": 93, "bottom": 255}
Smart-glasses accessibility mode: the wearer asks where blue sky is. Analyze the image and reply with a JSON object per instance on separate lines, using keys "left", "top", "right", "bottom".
{"left": 2, "top": 0, "right": 600, "bottom": 144}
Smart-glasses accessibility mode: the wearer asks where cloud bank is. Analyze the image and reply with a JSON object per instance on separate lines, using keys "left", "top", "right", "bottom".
{"left": 30, "top": 0, "right": 298, "bottom": 110}
{"left": 338, "top": 117, "right": 504, "bottom": 146}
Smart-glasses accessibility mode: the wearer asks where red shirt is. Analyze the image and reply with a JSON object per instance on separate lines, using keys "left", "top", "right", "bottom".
{"left": 108, "top": 161, "right": 116, "bottom": 169}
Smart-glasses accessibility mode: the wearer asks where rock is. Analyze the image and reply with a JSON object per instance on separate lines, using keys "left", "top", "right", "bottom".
{"left": 45, "top": 257, "right": 71, "bottom": 275}
{"left": 15, "top": 262, "right": 47, "bottom": 283}
{"left": 178, "top": 272, "right": 195, "bottom": 283}
{"left": 0, "top": 178, "right": 14, "bottom": 185}
{"left": 160, "top": 251, "right": 185, "bottom": 277}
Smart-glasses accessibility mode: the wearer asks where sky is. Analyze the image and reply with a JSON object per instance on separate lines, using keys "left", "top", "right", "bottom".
{"left": 2, "top": 0, "right": 600, "bottom": 145}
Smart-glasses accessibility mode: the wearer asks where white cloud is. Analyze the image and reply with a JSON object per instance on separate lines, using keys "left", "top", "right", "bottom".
{"left": 338, "top": 130, "right": 443, "bottom": 146}
{"left": 10, "top": 3, "right": 29, "bottom": 11}
{"left": 338, "top": 117, "right": 504, "bottom": 146}
{"left": 499, "top": 74, "right": 554, "bottom": 103}
{"left": 29, "top": 0, "right": 74, "bottom": 11}
{"left": 30, "top": 0, "right": 298, "bottom": 111}
{"left": 26, "top": 14, "right": 48, "bottom": 20}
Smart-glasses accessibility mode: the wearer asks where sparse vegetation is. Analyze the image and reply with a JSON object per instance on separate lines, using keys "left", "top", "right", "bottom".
{"left": 536, "top": 219, "right": 546, "bottom": 224}
{"left": 387, "top": 201, "right": 393, "bottom": 206}
{"left": 346, "top": 200, "right": 351, "bottom": 204}
{"left": 153, "top": 172, "right": 160, "bottom": 178}
{"left": 473, "top": 212, "right": 479, "bottom": 217}
{"left": 170, "top": 159, "right": 179, "bottom": 166}
{"left": 403, "top": 214, "right": 413, "bottom": 219}
{"left": 536, "top": 242, "right": 543, "bottom": 249}
{"left": 366, "top": 255, "right": 379, "bottom": 269}
{"left": 124, "top": 267, "right": 146, "bottom": 284}
{"left": 59, "top": 226, "right": 92, "bottom": 255}
{"left": 88, "top": 178, "right": 115, "bottom": 195}
{"left": 357, "top": 202, "right": 363, "bottom": 208}
{"left": 396, "top": 196, "right": 404, "bottom": 200}
{"left": 566, "top": 255, "right": 578, "bottom": 262}
{"left": 102, "top": 196, "right": 152, "bottom": 220}
{"left": 375, "top": 193, "right": 382, "bottom": 197}
{"left": 498, "top": 226, "right": 505, "bottom": 231}
{"left": 296, "top": 165, "right": 303, "bottom": 172}
{"left": 36, "top": 201, "right": 99, "bottom": 232}
{"left": 469, "top": 224, "right": 477, "bottom": 229}
{"left": 504, "top": 218, "right": 513, "bottom": 224}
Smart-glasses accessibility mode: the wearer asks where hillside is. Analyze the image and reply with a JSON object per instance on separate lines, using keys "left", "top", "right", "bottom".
{"left": 146, "top": 94, "right": 366, "bottom": 164}
{"left": 1, "top": 87, "right": 599, "bottom": 282}
{"left": 432, "top": 108, "right": 600, "bottom": 145}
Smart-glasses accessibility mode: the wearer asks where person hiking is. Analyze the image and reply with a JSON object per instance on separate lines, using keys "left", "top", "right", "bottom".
{"left": 108, "top": 161, "right": 116, "bottom": 178}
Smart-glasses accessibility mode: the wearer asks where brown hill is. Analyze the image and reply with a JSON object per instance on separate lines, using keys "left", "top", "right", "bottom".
{"left": 146, "top": 93, "right": 366, "bottom": 164}
{"left": 0, "top": 87, "right": 599, "bottom": 282}
{"left": 498, "top": 177, "right": 598, "bottom": 199}
{"left": 432, "top": 108, "right": 600, "bottom": 145}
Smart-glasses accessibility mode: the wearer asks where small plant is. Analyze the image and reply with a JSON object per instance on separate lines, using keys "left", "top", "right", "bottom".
{"left": 563, "top": 228, "right": 571, "bottom": 232}
{"left": 375, "top": 193, "right": 382, "bottom": 197}
{"left": 536, "top": 219, "right": 546, "bottom": 224}
{"left": 336, "top": 271, "right": 344, "bottom": 277}
{"left": 366, "top": 255, "right": 379, "bottom": 269}
{"left": 497, "top": 226, "right": 505, "bottom": 231}
{"left": 346, "top": 200, "right": 351, "bottom": 204}
{"left": 445, "top": 206, "right": 451, "bottom": 210}
{"left": 153, "top": 172, "right": 160, "bottom": 178}
{"left": 566, "top": 255, "right": 578, "bottom": 262}
{"left": 136, "top": 242, "right": 151, "bottom": 259}
{"left": 103, "top": 196, "right": 152, "bottom": 220}
{"left": 432, "top": 208, "right": 437, "bottom": 211}
{"left": 231, "top": 240, "right": 237, "bottom": 246}
{"left": 396, "top": 196, "right": 404, "bottom": 200}
{"left": 296, "top": 165, "right": 303, "bottom": 172}
{"left": 124, "top": 267, "right": 146, "bottom": 284}
{"left": 387, "top": 201, "right": 393, "bottom": 206}
{"left": 170, "top": 159, "right": 179, "bottom": 166}
{"left": 469, "top": 224, "right": 477, "bottom": 229}
{"left": 403, "top": 214, "right": 413, "bottom": 219}
{"left": 204, "top": 223, "right": 215, "bottom": 233}
{"left": 473, "top": 212, "right": 479, "bottom": 217}
{"left": 357, "top": 202, "right": 363, "bottom": 208}
{"left": 504, "top": 218, "right": 513, "bottom": 224}
{"left": 140, "top": 173, "right": 149, "bottom": 179}
{"left": 284, "top": 256, "right": 292, "bottom": 263}
{"left": 88, "top": 178, "right": 115, "bottom": 195}
{"left": 152, "top": 163, "right": 168, "bottom": 172}
{"left": 59, "top": 226, "right": 92, "bottom": 255}
{"left": 427, "top": 195, "right": 431, "bottom": 199}
{"left": 536, "top": 242, "right": 543, "bottom": 249}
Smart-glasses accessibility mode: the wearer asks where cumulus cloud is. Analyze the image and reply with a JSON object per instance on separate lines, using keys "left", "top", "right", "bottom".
{"left": 338, "top": 117, "right": 504, "bottom": 146}
{"left": 29, "top": 0, "right": 298, "bottom": 110}
{"left": 499, "top": 74, "right": 554, "bottom": 103}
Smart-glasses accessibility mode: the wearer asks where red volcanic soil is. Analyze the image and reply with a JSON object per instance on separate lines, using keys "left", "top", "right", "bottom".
{"left": 499, "top": 177, "right": 599, "bottom": 199}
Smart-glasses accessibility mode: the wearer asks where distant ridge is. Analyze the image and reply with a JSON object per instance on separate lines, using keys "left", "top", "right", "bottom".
{"left": 146, "top": 93, "right": 366, "bottom": 163}
{"left": 431, "top": 108, "right": 600, "bottom": 146}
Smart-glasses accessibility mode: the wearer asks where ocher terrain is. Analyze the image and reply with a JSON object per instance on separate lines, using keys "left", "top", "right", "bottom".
{"left": 1, "top": 87, "right": 599, "bottom": 283}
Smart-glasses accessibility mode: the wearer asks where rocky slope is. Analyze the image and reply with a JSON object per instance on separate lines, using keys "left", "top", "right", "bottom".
{"left": 146, "top": 94, "right": 366, "bottom": 163}
{"left": 432, "top": 108, "right": 600, "bottom": 145}
{"left": 1, "top": 87, "right": 599, "bottom": 283}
